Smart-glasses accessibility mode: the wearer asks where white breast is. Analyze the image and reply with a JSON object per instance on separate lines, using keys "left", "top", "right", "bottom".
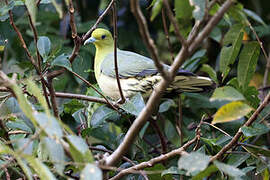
{"left": 97, "top": 73, "right": 162, "bottom": 100}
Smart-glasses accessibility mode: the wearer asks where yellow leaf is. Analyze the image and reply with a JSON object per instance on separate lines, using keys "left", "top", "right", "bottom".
{"left": 212, "top": 101, "right": 253, "bottom": 124}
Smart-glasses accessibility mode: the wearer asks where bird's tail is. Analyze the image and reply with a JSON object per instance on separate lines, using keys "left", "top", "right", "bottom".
{"left": 168, "top": 75, "right": 215, "bottom": 93}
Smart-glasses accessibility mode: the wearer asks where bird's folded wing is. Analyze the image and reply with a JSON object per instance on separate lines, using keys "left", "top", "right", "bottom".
{"left": 100, "top": 50, "right": 160, "bottom": 78}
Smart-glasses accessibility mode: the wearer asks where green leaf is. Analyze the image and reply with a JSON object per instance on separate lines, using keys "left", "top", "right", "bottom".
{"left": 51, "top": 53, "right": 72, "bottom": 71}
{"left": 66, "top": 135, "right": 94, "bottom": 168}
{"left": 213, "top": 101, "right": 253, "bottom": 124}
{"left": 241, "top": 123, "right": 270, "bottom": 137}
{"left": 25, "top": 156, "right": 57, "bottom": 180}
{"left": 161, "top": 166, "right": 185, "bottom": 177}
{"left": 35, "top": 113, "right": 63, "bottom": 138}
{"left": 210, "top": 86, "right": 245, "bottom": 102}
{"left": 51, "top": 0, "right": 63, "bottom": 18}
{"left": 200, "top": 64, "right": 218, "bottom": 84}
{"left": 0, "top": 1, "right": 14, "bottom": 21}
{"left": 120, "top": 93, "right": 145, "bottom": 116}
{"left": 227, "top": 153, "right": 250, "bottom": 167}
{"left": 244, "top": 144, "right": 270, "bottom": 157}
{"left": 244, "top": 9, "right": 266, "bottom": 26}
{"left": 80, "top": 163, "right": 102, "bottom": 180}
{"left": 159, "top": 99, "right": 176, "bottom": 113}
{"left": 25, "top": 0, "right": 37, "bottom": 24}
{"left": 192, "top": 165, "right": 218, "bottom": 180}
{"left": 214, "top": 161, "right": 245, "bottom": 177}
{"left": 37, "top": 36, "right": 51, "bottom": 60}
{"left": 41, "top": 137, "right": 65, "bottom": 175}
{"left": 220, "top": 24, "right": 244, "bottom": 80}
{"left": 91, "top": 105, "right": 120, "bottom": 127}
{"left": 175, "top": 0, "right": 193, "bottom": 20}
{"left": 190, "top": 0, "right": 205, "bottom": 21}
{"left": 63, "top": 99, "right": 84, "bottom": 114}
{"left": 150, "top": 0, "right": 163, "bottom": 21}
{"left": 237, "top": 41, "right": 260, "bottom": 89}
{"left": 6, "top": 119, "right": 33, "bottom": 133}
{"left": 26, "top": 79, "right": 50, "bottom": 115}
{"left": 210, "top": 27, "right": 222, "bottom": 42}
{"left": 178, "top": 152, "right": 210, "bottom": 175}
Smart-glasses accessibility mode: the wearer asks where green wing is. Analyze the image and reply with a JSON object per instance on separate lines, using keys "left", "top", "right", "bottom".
{"left": 100, "top": 50, "right": 162, "bottom": 78}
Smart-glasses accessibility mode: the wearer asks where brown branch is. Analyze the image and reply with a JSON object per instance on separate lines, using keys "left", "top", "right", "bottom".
{"left": 210, "top": 91, "right": 270, "bottom": 162}
{"left": 68, "top": 70, "right": 118, "bottom": 112}
{"left": 162, "top": 0, "right": 187, "bottom": 47}
{"left": 5, "top": 0, "right": 39, "bottom": 73}
{"left": 55, "top": 92, "right": 107, "bottom": 104}
{"left": 68, "top": 0, "right": 77, "bottom": 39}
{"left": 82, "top": 0, "right": 116, "bottom": 42}
{"left": 25, "top": 4, "right": 51, "bottom": 109}
{"left": 188, "top": 0, "right": 234, "bottom": 54}
{"left": 112, "top": 3, "right": 125, "bottom": 103}
{"left": 46, "top": 0, "right": 116, "bottom": 79}
{"left": 130, "top": 0, "right": 169, "bottom": 80}
{"left": 149, "top": 117, "right": 167, "bottom": 154}
{"left": 109, "top": 137, "right": 197, "bottom": 180}
{"left": 105, "top": 0, "right": 234, "bottom": 167}
{"left": 47, "top": 78, "right": 59, "bottom": 118}
{"left": 161, "top": 8, "right": 174, "bottom": 61}
{"left": 176, "top": 95, "right": 183, "bottom": 145}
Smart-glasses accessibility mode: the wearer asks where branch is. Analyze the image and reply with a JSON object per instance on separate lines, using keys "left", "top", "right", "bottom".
{"left": 188, "top": 0, "right": 234, "bottom": 54}
{"left": 162, "top": 0, "right": 187, "bottom": 47}
{"left": 55, "top": 92, "right": 107, "bottom": 104}
{"left": 210, "top": 91, "right": 270, "bottom": 162}
{"left": 105, "top": 0, "right": 234, "bottom": 166}
{"left": 5, "top": 0, "right": 39, "bottom": 73}
{"left": 46, "top": 0, "right": 116, "bottom": 79}
{"left": 25, "top": 4, "right": 51, "bottom": 109}
{"left": 130, "top": 0, "right": 169, "bottom": 79}
{"left": 112, "top": 2, "right": 125, "bottom": 103}
{"left": 109, "top": 137, "right": 197, "bottom": 180}
{"left": 161, "top": 8, "right": 174, "bottom": 61}
{"left": 47, "top": 78, "right": 59, "bottom": 118}
{"left": 68, "top": 70, "right": 118, "bottom": 112}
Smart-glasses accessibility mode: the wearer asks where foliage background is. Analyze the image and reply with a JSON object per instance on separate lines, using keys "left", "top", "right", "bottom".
{"left": 1, "top": 0, "right": 270, "bottom": 179}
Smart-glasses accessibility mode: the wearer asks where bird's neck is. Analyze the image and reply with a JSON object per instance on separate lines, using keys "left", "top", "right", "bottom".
{"left": 94, "top": 45, "right": 114, "bottom": 80}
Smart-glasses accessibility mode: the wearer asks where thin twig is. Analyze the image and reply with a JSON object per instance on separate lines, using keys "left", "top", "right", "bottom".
{"left": 109, "top": 137, "right": 197, "bottom": 180}
{"left": 5, "top": 0, "right": 39, "bottom": 73}
{"left": 149, "top": 117, "right": 167, "bottom": 154}
{"left": 130, "top": 0, "right": 169, "bottom": 80}
{"left": 55, "top": 92, "right": 108, "bottom": 104}
{"left": 162, "top": 0, "right": 187, "bottom": 47}
{"left": 112, "top": 2, "right": 125, "bottom": 103}
{"left": 161, "top": 8, "right": 174, "bottom": 61}
{"left": 68, "top": 70, "right": 118, "bottom": 112}
{"left": 105, "top": 0, "right": 234, "bottom": 167}
{"left": 46, "top": 0, "right": 116, "bottom": 79}
{"left": 47, "top": 78, "right": 59, "bottom": 118}
{"left": 203, "top": 122, "right": 232, "bottom": 138}
{"left": 211, "top": 91, "right": 270, "bottom": 162}
{"left": 176, "top": 95, "right": 183, "bottom": 145}
{"left": 25, "top": 4, "right": 51, "bottom": 109}
{"left": 247, "top": 22, "right": 270, "bottom": 95}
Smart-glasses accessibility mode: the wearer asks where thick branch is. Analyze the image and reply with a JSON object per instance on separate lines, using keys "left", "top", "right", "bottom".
{"left": 130, "top": 0, "right": 169, "bottom": 79}
{"left": 106, "top": 0, "right": 234, "bottom": 166}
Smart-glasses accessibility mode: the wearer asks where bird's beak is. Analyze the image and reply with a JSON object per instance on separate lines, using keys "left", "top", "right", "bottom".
{"left": 84, "top": 37, "right": 96, "bottom": 45}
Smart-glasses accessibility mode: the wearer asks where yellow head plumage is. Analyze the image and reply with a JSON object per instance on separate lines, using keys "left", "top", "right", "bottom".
{"left": 84, "top": 28, "right": 114, "bottom": 49}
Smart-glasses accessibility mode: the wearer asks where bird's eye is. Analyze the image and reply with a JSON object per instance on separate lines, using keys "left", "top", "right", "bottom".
{"left": 101, "top": 35, "right": 106, "bottom": 39}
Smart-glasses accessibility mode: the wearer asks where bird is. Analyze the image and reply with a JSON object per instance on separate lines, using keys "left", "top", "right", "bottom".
{"left": 84, "top": 28, "right": 215, "bottom": 100}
